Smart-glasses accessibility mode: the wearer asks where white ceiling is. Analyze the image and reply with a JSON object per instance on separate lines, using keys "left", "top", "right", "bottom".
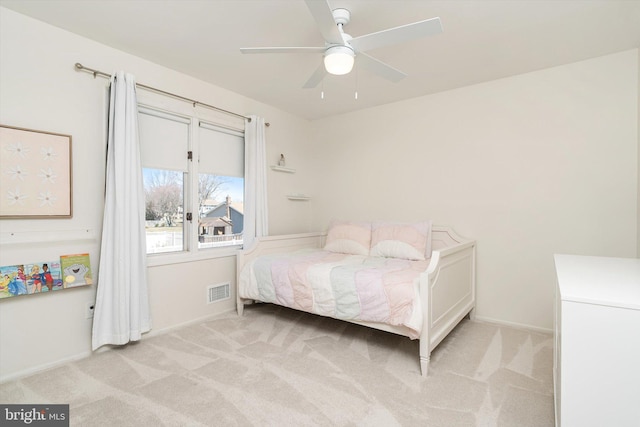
{"left": 1, "top": 0, "right": 639, "bottom": 120}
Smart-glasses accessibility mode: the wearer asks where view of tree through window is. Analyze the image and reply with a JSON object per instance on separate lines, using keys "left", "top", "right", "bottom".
{"left": 143, "top": 169, "right": 244, "bottom": 253}
{"left": 198, "top": 174, "right": 228, "bottom": 212}
{"left": 196, "top": 122, "right": 245, "bottom": 250}
{"left": 143, "top": 169, "right": 184, "bottom": 254}
{"left": 197, "top": 174, "right": 244, "bottom": 249}
{"left": 139, "top": 104, "right": 245, "bottom": 255}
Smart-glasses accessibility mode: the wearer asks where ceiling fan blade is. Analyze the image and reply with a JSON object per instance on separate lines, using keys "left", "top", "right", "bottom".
{"left": 349, "top": 17, "right": 443, "bottom": 52}
{"left": 357, "top": 53, "right": 407, "bottom": 83}
{"left": 302, "top": 63, "right": 327, "bottom": 89}
{"left": 240, "top": 47, "right": 325, "bottom": 54}
{"left": 304, "top": 0, "right": 343, "bottom": 44}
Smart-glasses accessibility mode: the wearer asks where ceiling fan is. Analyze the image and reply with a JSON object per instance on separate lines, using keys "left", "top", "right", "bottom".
{"left": 240, "top": 0, "right": 443, "bottom": 88}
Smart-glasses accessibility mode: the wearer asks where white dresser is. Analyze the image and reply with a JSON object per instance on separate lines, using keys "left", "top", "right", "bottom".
{"left": 553, "top": 254, "right": 640, "bottom": 427}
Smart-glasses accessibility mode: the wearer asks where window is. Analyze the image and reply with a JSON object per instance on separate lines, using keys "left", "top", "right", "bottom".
{"left": 138, "top": 104, "right": 245, "bottom": 256}
{"left": 197, "top": 123, "right": 244, "bottom": 249}
{"left": 143, "top": 168, "right": 185, "bottom": 254}
{"left": 139, "top": 107, "right": 189, "bottom": 254}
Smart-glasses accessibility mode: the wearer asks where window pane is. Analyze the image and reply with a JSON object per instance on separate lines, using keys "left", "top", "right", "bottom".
{"left": 143, "top": 168, "right": 185, "bottom": 254}
{"left": 198, "top": 174, "right": 243, "bottom": 249}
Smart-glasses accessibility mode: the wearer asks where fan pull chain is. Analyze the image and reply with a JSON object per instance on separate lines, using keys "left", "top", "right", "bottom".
{"left": 354, "top": 67, "right": 359, "bottom": 100}
{"left": 321, "top": 79, "right": 325, "bottom": 99}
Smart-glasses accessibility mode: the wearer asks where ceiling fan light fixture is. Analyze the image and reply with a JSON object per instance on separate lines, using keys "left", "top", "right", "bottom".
{"left": 324, "top": 45, "right": 355, "bottom": 75}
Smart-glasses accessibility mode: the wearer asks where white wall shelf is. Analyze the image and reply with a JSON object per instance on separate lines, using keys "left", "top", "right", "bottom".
{"left": 287, "top": 195, "right": 311, "bottom": 201}
{"left": 271, "top": 165, "right": 295, "bottom": 173}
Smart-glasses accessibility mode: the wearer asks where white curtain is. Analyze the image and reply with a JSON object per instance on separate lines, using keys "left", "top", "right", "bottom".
{"left": 243, "top": 116, "right": 269, "bottom": 248}
{"left": 92, "top": 71, "right": 151, "bottom": 350}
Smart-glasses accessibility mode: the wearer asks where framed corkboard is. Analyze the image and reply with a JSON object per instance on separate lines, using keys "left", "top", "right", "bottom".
{"left": 0, "top": 125, "right": 72, "bottom": 218}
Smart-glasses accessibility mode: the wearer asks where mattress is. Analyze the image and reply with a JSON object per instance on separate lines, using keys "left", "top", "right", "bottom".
{"left": 238, "top": 249, "right": 429, "bottom": 338}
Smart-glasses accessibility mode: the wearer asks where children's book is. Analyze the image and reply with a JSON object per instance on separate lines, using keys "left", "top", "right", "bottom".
{"left": 0, "top": 261, "right": 62, "bottom": 298}
{"left": 60, "top": 253, "right": 92, "bottom": 288}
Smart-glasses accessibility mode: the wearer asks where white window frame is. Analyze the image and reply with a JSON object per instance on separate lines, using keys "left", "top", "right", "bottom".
{"left": 137, "top": 89, "right": 245, "bottom": 267}
{"left": 197, "top": 121, "right": 245, "bottom": 251}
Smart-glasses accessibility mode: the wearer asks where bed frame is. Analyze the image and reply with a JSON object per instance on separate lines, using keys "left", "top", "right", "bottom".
{"left": 236, "top": 225, "right": 476, "bottom": 376}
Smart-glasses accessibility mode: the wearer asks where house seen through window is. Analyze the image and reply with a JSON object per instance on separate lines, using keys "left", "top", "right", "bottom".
{"left": 139, "top": 105, "right": 244, "bottom": 255}
{"left": 197, "top": 176, "right": 244, "bottom": 249}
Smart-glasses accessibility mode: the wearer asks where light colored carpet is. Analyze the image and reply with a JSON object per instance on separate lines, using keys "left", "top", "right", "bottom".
{"left": 0, "top": 304, "right": 555, "bottom": 426}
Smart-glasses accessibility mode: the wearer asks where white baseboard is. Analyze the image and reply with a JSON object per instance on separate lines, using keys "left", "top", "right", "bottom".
{"left": 473, "top": 315, "right": 553, "bottom": 334}
{"left": 0, "top": 307, "right": 237, "bottom": 384}
{"left": 144, "top": 307, "right": 237, "bottom": 338}
{"left": 0, "top": 351, "right": 92, "bottom": 384}
{"left": 2, "top": 309, "right": 549, "bottom": 384}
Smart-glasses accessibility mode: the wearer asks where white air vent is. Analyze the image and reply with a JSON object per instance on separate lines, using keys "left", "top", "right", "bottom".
{"left": 207, "top": 282, "right": 230, "bottom": 304}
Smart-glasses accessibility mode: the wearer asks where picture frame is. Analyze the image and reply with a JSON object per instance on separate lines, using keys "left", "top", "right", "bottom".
{"left": 0, "top": 125, "right": 72, "bottom": 218}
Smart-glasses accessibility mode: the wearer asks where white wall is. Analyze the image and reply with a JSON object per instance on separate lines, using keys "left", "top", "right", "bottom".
{"left": 1, "top": 6, "right": 637, "bottom": 381}
{"left": 308, "top": 50, "right": 639, "bottom": 331}
{"left": 0, "top": 7, "right": 314, "bottom": 381}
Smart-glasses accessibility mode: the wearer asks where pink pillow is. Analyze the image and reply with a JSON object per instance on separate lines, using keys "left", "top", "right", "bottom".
{"left": 370, "top": 221, "right": 432, "bottom": 260}
{"left": 324, "top": 220, "right": 371, "bottom": 255}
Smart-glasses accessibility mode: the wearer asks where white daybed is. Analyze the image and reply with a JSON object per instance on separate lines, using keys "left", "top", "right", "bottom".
{"left": 237, "top": 223, "right": 476, "bottom": 376}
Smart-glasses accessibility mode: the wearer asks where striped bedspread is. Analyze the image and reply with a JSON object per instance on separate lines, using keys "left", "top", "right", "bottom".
{"left": 238, "top": 249, "right": 429, "bottom": 339}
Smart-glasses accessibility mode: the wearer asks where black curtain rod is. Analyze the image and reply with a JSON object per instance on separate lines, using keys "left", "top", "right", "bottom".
{"left": 74, "top": 63, "right": 269, "bottom": 126}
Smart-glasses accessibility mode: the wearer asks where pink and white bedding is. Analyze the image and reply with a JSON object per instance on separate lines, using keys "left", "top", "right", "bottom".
{"left": 239, "top": 248, "right": 430, "bottom": 339}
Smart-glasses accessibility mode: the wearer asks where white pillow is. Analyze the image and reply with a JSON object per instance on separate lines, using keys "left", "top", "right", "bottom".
{"left": 324, "top": 220, "right": 371, "bottom": 256}
{"left": 370, "top": 221, "right": 432, "bottom": 260}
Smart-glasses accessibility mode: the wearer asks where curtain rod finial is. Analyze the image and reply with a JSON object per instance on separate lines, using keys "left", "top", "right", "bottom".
{"left": 75, "top": 63, "right": 83, "bottom": 70}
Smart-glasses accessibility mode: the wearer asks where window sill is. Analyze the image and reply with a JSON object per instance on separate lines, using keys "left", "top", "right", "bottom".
{"left": 146, "top": 246, "right": 241, "bottom": 267}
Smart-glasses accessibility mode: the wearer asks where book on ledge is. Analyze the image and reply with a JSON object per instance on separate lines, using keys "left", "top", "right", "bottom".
{"left": 60, "top": 253, "right": 93, "bottom": 288}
